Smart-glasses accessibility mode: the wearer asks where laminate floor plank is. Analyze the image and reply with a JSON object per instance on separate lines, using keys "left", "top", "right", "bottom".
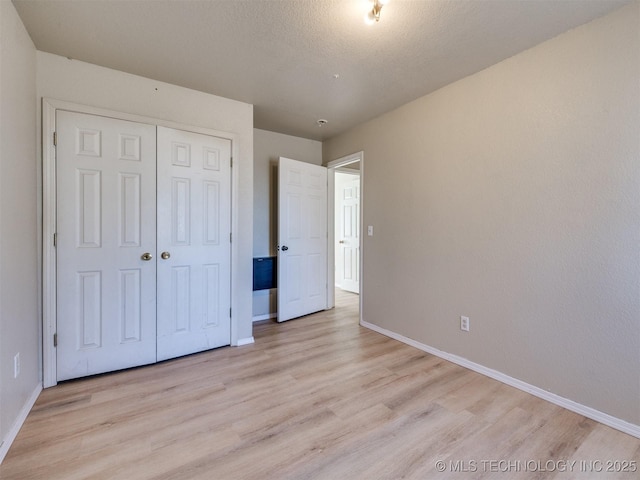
{"left": 1, "top": 290, "right": 638, "bottom": 479}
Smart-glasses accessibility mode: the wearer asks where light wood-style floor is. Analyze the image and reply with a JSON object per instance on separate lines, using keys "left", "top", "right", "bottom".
{"left": 2, "top": 290, "right": 639, "bottom": 479}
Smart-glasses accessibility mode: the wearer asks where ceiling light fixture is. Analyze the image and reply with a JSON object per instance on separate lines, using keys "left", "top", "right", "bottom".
{"left": 365, "top": 0, "right": 389, "bottom": 25}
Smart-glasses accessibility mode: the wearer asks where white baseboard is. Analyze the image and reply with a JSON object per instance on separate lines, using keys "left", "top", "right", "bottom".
{"left": 0, "top": 383, "right": 42, "bottom": 464}
{"left": 360, "top": 320, "right": 640, "bottom": 439}
{"left": 235, "top": 336, "right": 255, "bottom": 347}
{"left": 252, "top": 313, "right": 277, "bottom": 322}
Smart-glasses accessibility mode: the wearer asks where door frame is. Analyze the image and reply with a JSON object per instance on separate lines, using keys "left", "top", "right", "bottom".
{"left": 42, "top": 98, "right": 240, "bottom": 387}
{"left": 326, "top": 151, "right": 363, "bottom": 324}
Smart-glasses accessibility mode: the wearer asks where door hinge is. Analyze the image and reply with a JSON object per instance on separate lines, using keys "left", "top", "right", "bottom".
{"left": 229, "top": 308, "right": 232, "bottom": 318}
{"left": 230, "top": 232, "right": 232, "bottom": 243}
{"left": 53, "top": 132, "right": 57, "bottom": 146}
{"left": 230, "top": 156, "right": 233, "bottom": 168}
{"left": 53, "top": 232, "right": 57, "bottom": 247}
{"left": 53, "top": 333, "right": 58, "bottom": 347}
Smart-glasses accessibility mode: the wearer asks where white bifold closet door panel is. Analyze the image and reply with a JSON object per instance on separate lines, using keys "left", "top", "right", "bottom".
{"left": 56, "top": 111, "right": 157, "bottom": 381}
{"left": 156, "top": 127, "right": 232, "bottom": 361}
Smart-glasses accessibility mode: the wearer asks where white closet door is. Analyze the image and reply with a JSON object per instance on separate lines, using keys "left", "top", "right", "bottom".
{"left": 156, "top": 127, "right": 232, "bottom": 361}
{"left": 56, "top": 111, "right": 157, "bottom": 381}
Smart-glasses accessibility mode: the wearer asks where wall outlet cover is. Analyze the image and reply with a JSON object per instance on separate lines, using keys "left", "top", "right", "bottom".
{"left": 460, "top": 316, "right": 470, "bottom": 332}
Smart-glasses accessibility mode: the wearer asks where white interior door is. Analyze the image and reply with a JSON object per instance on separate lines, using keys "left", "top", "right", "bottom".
{"left": 56, "top": 111, "right": 157, "bottom": 381}
{"left": 337, "top": 174, "right": 360, "bottom": 294}
{"left": 156, "top": 127, "right": 232, "bottom": 361}
{"left": 277, "top": 157, "right": 328, "bottom": 322}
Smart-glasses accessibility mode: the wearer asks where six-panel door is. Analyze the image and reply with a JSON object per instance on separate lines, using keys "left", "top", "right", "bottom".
{"left": 277, "top": 157, "right": 328, "bottom": 322}
{"left": 56, "top": 111, "right": 158, "bottom": 380}
{"left": 339, "top": 176, "right": 360, "bottom": 294}
{"left": 156, "top": 127, "right": 232, "bottom": 361}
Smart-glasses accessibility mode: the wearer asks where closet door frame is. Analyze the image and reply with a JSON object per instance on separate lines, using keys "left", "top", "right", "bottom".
{"left": 42, "top": 98, "right": 240, "bottom": 387}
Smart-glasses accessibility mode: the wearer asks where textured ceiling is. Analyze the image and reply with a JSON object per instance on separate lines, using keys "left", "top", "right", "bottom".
{"left": 13, "top": 0, "right": 630, "bottom": 141}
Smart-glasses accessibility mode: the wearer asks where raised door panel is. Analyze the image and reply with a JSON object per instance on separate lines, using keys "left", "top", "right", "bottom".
{"left": 119, "top": 173, "right": 142, "bottom": 247}
{"left": 56, "top": 111, "right": 157, "bottom": 381}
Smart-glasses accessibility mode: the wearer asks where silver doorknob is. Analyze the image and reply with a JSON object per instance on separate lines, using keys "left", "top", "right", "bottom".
{"left": 281, "top": 245, "right": 289, "bottom": 251}
{"left": 339, "top": 240, "right": 345, "bottom": 244}
{"left": 141, "top": 252, "right": 153, "bottom": 261}
{"left": 161, "top": 251, "right": 171, "bottom": 260}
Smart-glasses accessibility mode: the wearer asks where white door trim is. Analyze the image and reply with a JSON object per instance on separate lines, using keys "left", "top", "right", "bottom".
{"left": 326, "top": 151, "right": 364, "bottom": 325}
{"left": 42, "top": 98, "right": 240, "bottom": 387}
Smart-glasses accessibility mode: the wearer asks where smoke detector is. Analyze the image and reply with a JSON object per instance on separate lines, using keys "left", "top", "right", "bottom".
{"left": 317, "top": 119, "right": 328, "bottom": 127}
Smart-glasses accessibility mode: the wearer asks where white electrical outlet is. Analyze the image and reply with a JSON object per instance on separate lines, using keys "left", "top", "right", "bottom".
{"left": 14, "top": 353, "right": 20, "bottom": 378}
{"left": 367, "top": 225, "right": 374, "bottom": 236}
{"left": 460, "top": 316, "right": 470, "bottom": 332}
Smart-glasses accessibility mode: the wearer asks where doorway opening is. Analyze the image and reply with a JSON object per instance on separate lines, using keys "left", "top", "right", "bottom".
{"left": 327, "top": 152, "right": 363, "bottom": 324}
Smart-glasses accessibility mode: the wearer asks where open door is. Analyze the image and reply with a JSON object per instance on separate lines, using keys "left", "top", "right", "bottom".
{"left": 277, "top": 157, "right": 328, "bottom": 322}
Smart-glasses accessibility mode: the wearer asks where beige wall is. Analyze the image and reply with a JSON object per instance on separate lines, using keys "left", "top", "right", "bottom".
{"left": 324, "top": 3, "right": 640, "bottom": 425}
{"left": 253, "top": 128, "right": 322, "bottom": 318}
{"left": 0, "top": 0, "right": 39, "bottom": 460}
{"left": 36, "top": 52, "right": 254, "bottom": 343}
